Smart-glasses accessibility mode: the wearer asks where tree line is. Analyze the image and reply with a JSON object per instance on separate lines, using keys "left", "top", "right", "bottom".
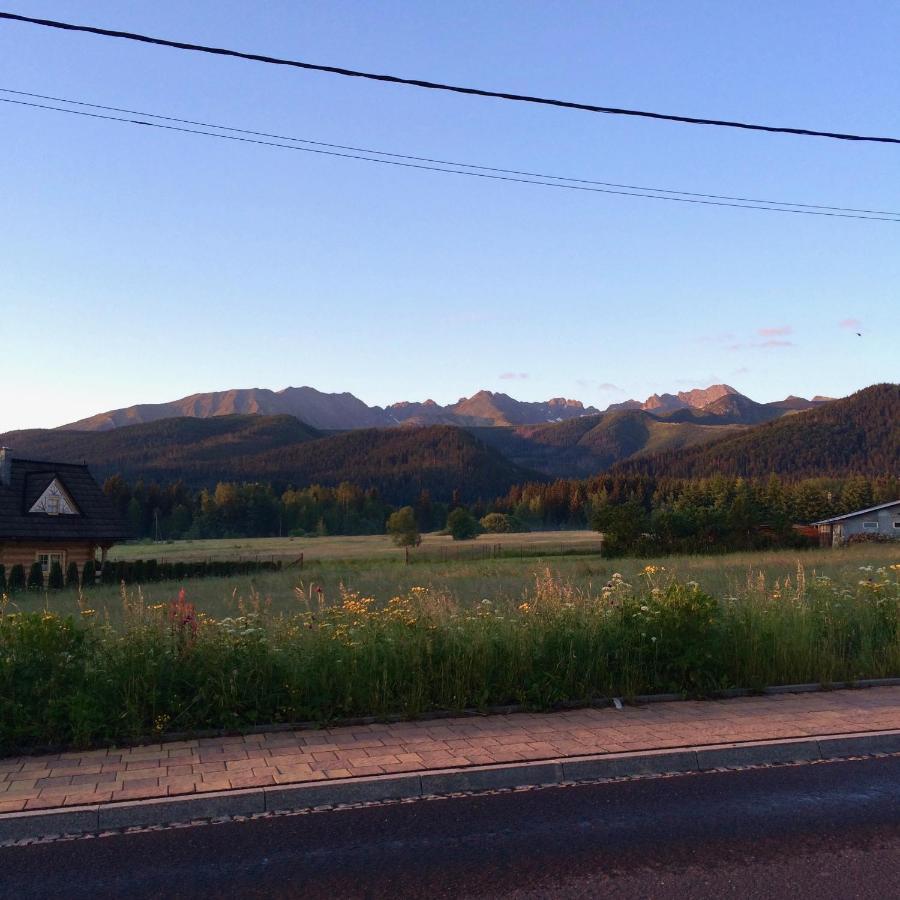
{"left": 102, "top": 472, "right": 898, "bottom": 555}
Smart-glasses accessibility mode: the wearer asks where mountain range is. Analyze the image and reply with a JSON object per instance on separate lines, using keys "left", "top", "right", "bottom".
{"left": 3, "top": 385, "right": 895, "bottom": 501}
{"left": 60, "top": 384, "right": 829, "bottom": 432}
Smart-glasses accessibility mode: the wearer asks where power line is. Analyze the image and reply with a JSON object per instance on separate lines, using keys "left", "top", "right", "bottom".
{"left": 2, "top": 87, "right": 897, "bottom": 218}
{"left": 2, "top": 10, "right": 899, "bottom": 146}
{"left": 3, "top": 94, "right": 897, "bottom": 222}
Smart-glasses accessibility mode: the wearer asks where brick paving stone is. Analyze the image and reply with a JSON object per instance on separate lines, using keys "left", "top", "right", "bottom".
{"left": 119, "top": 775, "right": 160, "bottom": 790}
{"left": 124, "top": 760, "right": 162, "bottom": 772}
{"left": 344, "top": 765, "right": 385, "bottom": 777}
{"left": 23, "top": 798, "right": 60, "bottom": 811}
{"left": 114, "top": 786, "right": 164, "bottom": 801}
{"left": 3, "top": 686, "right": 900, "bottom": 816}
{"left": 227, "top": 773, "right": 276, "bottom": 789}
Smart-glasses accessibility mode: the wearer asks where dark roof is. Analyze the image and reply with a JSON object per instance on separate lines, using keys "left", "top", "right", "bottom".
{"left": 811, "top": 500, "right": 900, "bottom": 526}
{"left": 0, "top": 457, "right": 131, "bottom": 542}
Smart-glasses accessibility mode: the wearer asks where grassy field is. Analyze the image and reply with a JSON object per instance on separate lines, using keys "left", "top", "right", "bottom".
{"left": 6, "top": 535, "right": 898, "bottom": 626}
{"left": 108, "top": 530, "right": 606, "bottom": 563}
{"left": 3, "top": 538, "right": 898, "bottom": 752}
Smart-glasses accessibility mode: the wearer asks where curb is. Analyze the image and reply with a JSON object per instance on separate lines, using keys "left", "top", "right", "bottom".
{"left": 3, "top": 728, "right": 900, "bottom": 844}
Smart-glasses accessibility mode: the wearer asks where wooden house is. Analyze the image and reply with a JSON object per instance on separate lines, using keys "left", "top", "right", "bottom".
{"left": 0, "top": 448, "right": 130, "bottom": 580}
{"left": 811, "top": 500, "right": 900, "bottom": 548}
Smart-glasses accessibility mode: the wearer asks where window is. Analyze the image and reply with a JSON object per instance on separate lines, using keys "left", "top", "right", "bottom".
{"left": 47, "top": 495, "right": 60, "bottom": 515}
{"left": 894, "top": 520, "right": 900, "bottom": 529}
{"left": 36, "top": 552, "right": 64, "bottom": 574}
{"left": 862, "top": 521, "right": 879, "bottom": 531}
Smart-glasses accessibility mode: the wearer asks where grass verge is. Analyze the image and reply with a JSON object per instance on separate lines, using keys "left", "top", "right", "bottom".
{"left": 1, "top": 559, "right": 898, "bottom": 754}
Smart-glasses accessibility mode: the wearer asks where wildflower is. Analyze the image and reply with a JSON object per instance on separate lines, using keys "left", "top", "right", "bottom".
{"left": 169, "top": 588, "right": 198, "bottom": 642}
{"left": 153, "top": 714, "right": 171, "bottom": 734}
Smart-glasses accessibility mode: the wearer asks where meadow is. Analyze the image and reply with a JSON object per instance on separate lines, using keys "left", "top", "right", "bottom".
{"left": 2, "top": 538, "right": 898, "bottom": 753}
{"left": 5, "top": 534, "right": 897, "bottom": 625}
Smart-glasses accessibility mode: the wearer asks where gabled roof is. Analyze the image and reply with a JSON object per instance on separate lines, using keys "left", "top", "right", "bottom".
{"left": 811, "top": 500, "right": 900, "bottom": 526}
{"left": 0, "top": 457, "right": 131, "bottom": 542}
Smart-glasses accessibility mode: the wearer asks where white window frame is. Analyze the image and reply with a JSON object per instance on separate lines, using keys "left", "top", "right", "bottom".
{"left": 36, "top": 551, "right": 66, "bottom": 575}
{"left": 862, "top": 521, "right": 879, "bottom": 531}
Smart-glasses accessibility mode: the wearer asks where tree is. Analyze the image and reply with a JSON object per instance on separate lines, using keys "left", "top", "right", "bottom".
{"left": 27, "top": 562, "right": 44, "bottom": 590}
{"left": 480, "top": 512, "right": 512, "bottom": 533}
{"left": 81, "top": 560, "right": 96, "bottom": 588}
{"left": 447, "top": 507, "right": 479, "bottom": 541}
{"left": 0, "top": 564, "right": 5, "bottom": 593}
{"left": 591, "top": 500, "right": 648, "bottom": 555}
{"left": 7, "top": 564, "right": 26, "bottom": 592}
{"left": 65, "top": 561, "right": 81, "bottom": 589}
{"left": 47, "top": 561, "right": 64, "bottom": 590}
{"left": 386, "top": 506, "right": 420, "bottom": 547}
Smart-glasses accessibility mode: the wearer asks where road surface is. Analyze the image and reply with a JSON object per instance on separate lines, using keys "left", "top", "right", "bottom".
{"left": 2, "top": 755, "right": 899, "bottom": 899}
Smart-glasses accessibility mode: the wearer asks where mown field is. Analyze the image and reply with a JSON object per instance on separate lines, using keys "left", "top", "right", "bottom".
{"left": 107, "top": 530, "right": 605, "bottom": 563}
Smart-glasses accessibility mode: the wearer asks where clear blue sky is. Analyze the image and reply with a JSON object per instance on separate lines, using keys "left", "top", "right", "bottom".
{"left": 1, "top": 1, "right": 897, "bottom": 432}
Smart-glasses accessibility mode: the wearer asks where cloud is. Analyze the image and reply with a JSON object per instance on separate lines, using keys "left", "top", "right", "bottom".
{"left": 728, "top": 339, "right": 794, "bottom": 351}
{"left": 839, "top": 318, "right": 862, "bottom": 330}
{"left": 731, "top": 366, "right": 751, "bottom": 375}
{"left": 757, "top": 326, "right": 793, "bottom": 337}
{"left": 697, "top": 332, "right": 736, "bottom": 344}
{"left": 498, "top": 372, "right": 529, "bottom": 381}
{"left": 576, "top": 379, "right": 623, "bottom": 393}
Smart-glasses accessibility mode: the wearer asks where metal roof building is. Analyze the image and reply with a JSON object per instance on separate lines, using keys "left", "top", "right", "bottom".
{"left": 811, "top": 500, "right": 900, "bottom": 547}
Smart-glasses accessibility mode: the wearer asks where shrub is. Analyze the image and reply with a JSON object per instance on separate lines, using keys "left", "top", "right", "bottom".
{"left": 27, "top": 562, "right": 44, "bottom": 590}
{"left": 47, "top": 562, "right": 64, "bottom": 591}
{"left": 7, "top": 564, "right": 26, "bottom": 593}
{"left": 65, "top": 561, "right": 80, "bottom": 589}
{"left": 0, "top": 564, "right": 5, "bottom": 593}
{"left": 81, "top": 560, "right": 96, "bottom": 587}
{"left": 447, "top": 508, "right": 480, "bottom": 541}
{"left": 479, "top": 512, "right": 511, "bottom": 534}
{"left": 479, "top": 512, "right": 529, "bottom": 534}
{"left": 100, "top": 561, "right": 117, "bottom": 586}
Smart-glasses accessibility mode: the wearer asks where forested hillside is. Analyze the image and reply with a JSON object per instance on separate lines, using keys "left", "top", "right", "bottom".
{"left": 1, "top": 418, "right": 533, "bottom": 504}
{"left": 614, "top": 384, "right": 899, "bottom": 479}
{"left": 472, "top": 410, "right": 741, "bottom": 477}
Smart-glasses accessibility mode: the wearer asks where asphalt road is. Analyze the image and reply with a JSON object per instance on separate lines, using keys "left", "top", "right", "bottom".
{"left": 2, "top": 755, "right": 899, "bottom": 899}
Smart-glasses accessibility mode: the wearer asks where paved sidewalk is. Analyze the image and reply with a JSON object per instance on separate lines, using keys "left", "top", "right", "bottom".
{"left": 2, "top": 686, "right": 899, "bottom": 816}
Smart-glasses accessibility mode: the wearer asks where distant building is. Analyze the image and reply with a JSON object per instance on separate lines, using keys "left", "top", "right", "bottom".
{"left": 0, "top": 448, "right": 130, "bottom": 580}
{"left": 811, "top": 500, "right": 900, "bottom": 548}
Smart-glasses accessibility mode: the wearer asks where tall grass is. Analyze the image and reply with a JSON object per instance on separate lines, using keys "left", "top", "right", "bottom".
{"left": 1, "top": 562, "right": 898, "bottom": 754}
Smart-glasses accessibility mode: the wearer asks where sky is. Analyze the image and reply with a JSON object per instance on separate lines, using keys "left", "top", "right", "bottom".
{"left": 1, "top": 1, "right": 898, "bottom": 432}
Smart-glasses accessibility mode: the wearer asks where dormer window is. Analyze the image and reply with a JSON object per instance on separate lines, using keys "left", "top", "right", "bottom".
{"left": 29, "top": 478, "right": 79, "bottom": 516}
